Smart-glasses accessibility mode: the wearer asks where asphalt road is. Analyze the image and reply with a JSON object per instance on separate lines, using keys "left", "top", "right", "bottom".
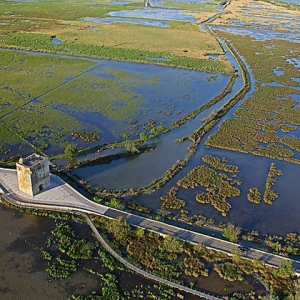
{"left": 1, "top": 167, "right": 299, "bottom": 273}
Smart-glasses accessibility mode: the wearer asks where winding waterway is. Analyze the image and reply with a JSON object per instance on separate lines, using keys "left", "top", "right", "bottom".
{"left": 72, "top": 1, "right": 300, "bottom": 237}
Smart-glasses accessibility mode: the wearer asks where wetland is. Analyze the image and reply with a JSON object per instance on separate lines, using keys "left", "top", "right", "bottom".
{"left": 1, "top": 0, "right": 300, "bottom": 298}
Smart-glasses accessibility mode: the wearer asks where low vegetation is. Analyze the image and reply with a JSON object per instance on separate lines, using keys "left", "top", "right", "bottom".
{"left": 222, "top": 223, "right": 241, "bottom": 243}
{"left": 71, "top": 131, "right": 100, "bottom": 143}
{"left": 247, "top": 187, "right": 262, "bottom": 204}
{"left": 205, "top": 33, "right": 300, "bottom": 165}
{"left": 176, "top": 160, "right": 241, "bottom": 216}
{"left": 90, "top": 215, "right": 297, "bottom": 299}
{"left": 202, "top": 154, "right": 239, "bottom": 173}
{"left": 1, "top": 195, "right": 299, "bottom": 298}
{"left": 247, "top": 162, "right": 282, "bottom": 205}
{"left": 263, "top": 162, "right": 283, "bottom": 205}
{"left": 160, "top": 187, "right": 186, "bottom": 210}
{"left": 214, "top": 262, "right": 243, "bottom": 282}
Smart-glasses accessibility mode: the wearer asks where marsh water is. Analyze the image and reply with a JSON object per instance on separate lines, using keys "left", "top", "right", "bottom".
{"left": 2, "top": 0, "right": 300, "bottom": 238}
{"left": 72, "top": 21, "right": 300, "bottom": 237}
{"left": 1, "top": 0, "right": 300, "bottom": 297}
{"left": 0, "top": 205, "right": 101, "bottom": 300}
{"left": 0, "top": 205, "right": 266, "bottom": 299}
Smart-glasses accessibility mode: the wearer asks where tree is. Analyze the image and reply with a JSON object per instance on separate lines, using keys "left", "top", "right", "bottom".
{"left": 273, "top": 259, "right": 294, "bottom": 278}
{"left": 106, "top": 216, "right": 130, "bottom": 244}
{"left": 222, "top": 223, "right": 241, "bottom": 243}
{"left": 294, "top": 278, "right": 300, "bottom": 300}
{"left": 64, "top": 143, "right": 79, "bottom": 158}
{"left": 139, "top": 132, "right": 149, "bottom": 142}
{"left": 136, "top": 227, "right": 145, "bottom": 240}
{"left": 252, "top": 258, "right": 264, "bottom": 271}
{"left": 162, "top": 235, "right": 184, "bottom": 253}
{"left": 150, "top": 126, "right": 164, "bottom": 137}
{"left": 109, "top": 198, "right": 121, "bottom": 209}
{"left": 231, "top": 248, "right": 242, "bottom": 263}
{"left": 123, "top": 140, "right": 140, "bottom": 154}
{"left": 261, "top": 294, "right": 279, "bottom": 300}
{"left": 273, "top": 241, "right": 282, "bottom": 253}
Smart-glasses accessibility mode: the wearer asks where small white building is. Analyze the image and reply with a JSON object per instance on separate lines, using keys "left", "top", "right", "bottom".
{"left": 16, "top": 153, "right": 50, "bottom": 196}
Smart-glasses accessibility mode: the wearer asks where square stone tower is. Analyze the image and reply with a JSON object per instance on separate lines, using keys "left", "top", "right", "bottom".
{"left": 16, "top": 153, "right": 50, "bottom": 196}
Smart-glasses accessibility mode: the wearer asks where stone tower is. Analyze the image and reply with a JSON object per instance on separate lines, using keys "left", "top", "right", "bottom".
{"left": 16, "top": 153, "right": 51, "bottom": 196}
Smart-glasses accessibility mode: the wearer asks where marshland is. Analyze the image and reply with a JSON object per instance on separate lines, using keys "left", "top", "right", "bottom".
{"left": 1, "top": 0, "right": 300, "bottom": 298}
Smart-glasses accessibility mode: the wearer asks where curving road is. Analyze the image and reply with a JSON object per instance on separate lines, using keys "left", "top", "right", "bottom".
{"left": 1, "top": 167, "right": 300, "bottom": 276}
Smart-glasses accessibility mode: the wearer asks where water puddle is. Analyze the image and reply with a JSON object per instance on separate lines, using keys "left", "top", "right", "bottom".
{"left": 51, "top": 36, "right": 65, "bottom": 45}
{"left": 273, "top": 67, "right": 284, "bottom": 76}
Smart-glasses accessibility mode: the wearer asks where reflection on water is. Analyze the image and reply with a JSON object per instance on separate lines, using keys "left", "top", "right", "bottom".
{"left": 273, "top": 67, "right": 284, "bottom": 76}
{"left": 75, "top": 13, "right": 300, "bottom": 236}
{"left": 287, "top": 57, "right": 300, "bottom": 68}
{"left": 74, "top": 135, "right": 190, "bottom": 189}
{"left": 136, "top": 147, "right": 300, "bottom": 236}
{"left": 109, "top": 7, "right": 199, "bottom": 22}
{"left": 72, "top": 66, "right": 231, "bottom": 188}
{"left": 143, "top": 56, "right": 169, "bottom": 61}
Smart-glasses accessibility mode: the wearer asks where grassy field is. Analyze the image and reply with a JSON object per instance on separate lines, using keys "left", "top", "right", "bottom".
{"left": 0, "top": 0, "right": 232, "bottom": 73}
{"left": 0, "top": 50, "right": 97, "bottom": 153}
{"left": 0, "top": 0, "right": 232, "bottom": 158}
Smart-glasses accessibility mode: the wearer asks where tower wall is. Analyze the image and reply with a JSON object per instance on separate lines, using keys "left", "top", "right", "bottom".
{"left": 16, "top": 154, "right": 50, "bottom": 196}
{"left": 31, "top": 159, "right": 50, "bottom": 195}
{"left": 16, "top": 163, "right": 33, "bottom": 196}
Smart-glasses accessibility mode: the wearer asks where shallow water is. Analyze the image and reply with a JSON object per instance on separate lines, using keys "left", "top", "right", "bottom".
{"left": 51, "top": 37, "right": 64, "bottom": 45}
{"left": 212, "top": 26, "right": 300, "bottom": 43}
{"left": 74, "top": 20, "right": 300, "bottom": 237}
{"left": 48, "top": 58, "right": 231, "bottom": 145}
{"left": 0, "top": 205, "right": 99, "bottom": 300}
{"left": 280, "top": 0, "right": 299, "bottom": 4}
{"left": 82, "top": 17, "right": 169, "bottom": 27}
{"left": 109, "top": 7, "right": 199, "bottom": 22}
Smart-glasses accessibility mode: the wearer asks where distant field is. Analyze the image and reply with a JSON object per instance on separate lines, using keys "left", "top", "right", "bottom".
{"left": 213, "top": 0, "right": 300, "bottom": 30}
{"left": 0, "top": 0, "right": 232, "bottom": 73}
